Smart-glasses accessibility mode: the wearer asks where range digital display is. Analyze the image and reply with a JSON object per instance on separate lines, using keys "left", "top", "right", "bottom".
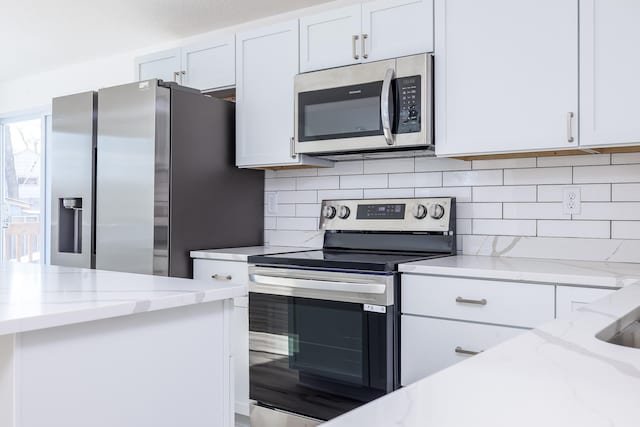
{"left": 356, "top": 204, "right": 405, "bottom": 220}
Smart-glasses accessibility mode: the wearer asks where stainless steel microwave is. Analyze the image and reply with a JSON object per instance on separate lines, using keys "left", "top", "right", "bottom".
{"left": 294, "top": 53, "right": 433, "bottom": 155}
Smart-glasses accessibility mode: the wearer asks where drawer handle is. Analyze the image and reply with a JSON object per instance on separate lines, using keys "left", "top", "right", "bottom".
{"left": 212, "top": 274, "right": 232, "bottom": 281}
{"left": 455, "top": 346, "right": 482, "bottom": 356}
{"left": 456, "top": 296, "right": 487, "bottom": 306}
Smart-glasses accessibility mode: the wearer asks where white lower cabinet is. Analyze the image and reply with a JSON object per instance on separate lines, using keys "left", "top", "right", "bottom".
{"left": 401, "top": 315, "right": 523, "bottom": 385}
{"left": 193, "top": 258, "right": 250, "bottom": 416}
{"left": 556, "top": 286, "right": 614, "bottom": 320}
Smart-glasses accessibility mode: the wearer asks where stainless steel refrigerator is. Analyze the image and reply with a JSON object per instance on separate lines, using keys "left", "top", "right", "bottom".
{"left": 50, "top": 80, "right": 264, "bottom": 278}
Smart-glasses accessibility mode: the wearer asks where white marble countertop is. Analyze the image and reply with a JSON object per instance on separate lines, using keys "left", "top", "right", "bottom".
{"left": 190, "top": 245, "right": 309, "bottom": 262}
{"left": 0, "top": 263, "right": 245, "bottom": 336}
{"left": 324, "top": 282, "right": 640, "bottom": 427}
{"left": 400, "top": 255, "right": 640, "bottom": 288}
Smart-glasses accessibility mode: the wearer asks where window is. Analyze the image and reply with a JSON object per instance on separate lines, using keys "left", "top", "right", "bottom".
{"left": 0, "top": 115, "right": 48, "bottom": 263}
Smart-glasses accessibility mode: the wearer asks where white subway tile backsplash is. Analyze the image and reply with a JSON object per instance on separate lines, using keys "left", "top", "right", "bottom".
{"left": 317, "top": 189, "right": 363, "bottom": 202}
{"left": 473, "top": 186, "right": 536, "bottom": 202}
{"left": 341, "top": 174, "right": 388, "bottom": 189}
{"left": 415, "top": 157, "right": 470, "bottom": 172}
{"left": 573, "top": 164, "right": 640, "bottom": 184}
{"left": 456, "top": 219, "right": 472, "bottom": 235}
{"left": 296, "top": 204, "right": 321, "bottom": 217}
{"left": 277, "top": 190, "right": 317, "bottom": 204}
{"left": 265, "top": 152, "right": 640, "bottom": 263}
{"left": 443, "top": 170, "right": 503, "bottom": 187}
{"left": 389, "top": 172, "right": 442, "bottom": 188}
{"left": 318, "top": 160, "right": 363, "bottom": 176}
{"left": 573, "top": 203, "right": 640, "bottom": 220}
{"left": 536, "top": 154, "right": 610, "bottom": 167}
{"left": 363, "top": 188, "right": 415, "bottom": 199}
{"left": 612, "top": 183, "right": 640, "bottom": 201}
{"left": 277, "top": 217, "right": 318, "bottom": 231}
{"left": 471, "top": 158, "right": 536, "bottom": 170}
{"left": 457, "top": 203, "right": 502, "bottom": 219}
{"left": 414, "top": 186, "right": 472, "bottom": 202}
{"left": 504, "top": 167, "right": 572, "bottom": 185}
{"left": 611, "top": 153, "right": 640, "bottom": 165}
{"left": 537, "top": 220, "right": 610, "bottom": 238}
{"left": 537, "top": 184, "right": 611, "bottom": 202}
{"left": 503, "top": 203, "right": 569, "bottom": 220}
{"left": 265, "top": 178, "right": 296, "bottom": 191}
{"left": 297, "top": 176, "right": 340, "bottom": 190}
{"left": 472, "top": 219, "right": 536, "bottom": 236}
{"left": 363, "top": 158, "right": 414, "bottom": 174}
{"left": 612, "top": 221, "right": 640, "bottom": 239}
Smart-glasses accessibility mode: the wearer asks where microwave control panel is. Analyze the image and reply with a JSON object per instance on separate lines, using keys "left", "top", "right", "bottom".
{"left": 395, "top": 75, "right": 421, "bottom": 134}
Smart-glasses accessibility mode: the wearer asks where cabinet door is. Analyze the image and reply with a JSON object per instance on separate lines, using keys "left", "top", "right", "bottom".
{"left": 362, "top": 0, "right": 433, "bottom": 63}
{"left": 434, "top": 0, "right": 579, "bottom": 156}
{"left": 299, "top": 4, "right": 362, "bottom": 72}
{"left": 135, "top": 48, "right": 182, "bottom": 83}
{"left": 181, "top": 34, "right": 235, "bottom": 91}
{"left": 401, "top": 316, "right": 523, "bottom": 385}
{"left": 236, "top": 21, "right": 300, "bottom": 167}
{"left": 556, "top": 286, "right": 614, "bottom": 320}
{"left": 580, "top": 0, "right": 640, "bottom": 147}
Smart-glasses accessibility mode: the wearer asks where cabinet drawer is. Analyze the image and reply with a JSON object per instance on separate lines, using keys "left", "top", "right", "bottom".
{"left": 402, "top": 275, "right": 554, "bottom": 328}
{"left": 401, "top": 315, "right": 523, "bottom": 385}
{"left": 193, "top": 259, "right": 249, "bottom": 299}
{"left": 556, "top": 286, "right": 614, "bottom": 320}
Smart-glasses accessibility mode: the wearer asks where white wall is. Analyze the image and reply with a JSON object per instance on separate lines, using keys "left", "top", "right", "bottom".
{"left": 264, "top": 153, "right": 640, "bottom": 263}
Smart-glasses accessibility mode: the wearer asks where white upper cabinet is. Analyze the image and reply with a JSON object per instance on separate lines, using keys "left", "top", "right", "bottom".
{"left": 300, "top": 0, "right": 433, "bottom": 72}
{"left": 135, "top": 48, "right": 182, "bottom": 83}
{"left": 580, "top": 0, "right": 640, "bottom": 148}
{"left": 134, "top": 35, "right": 235, "bottom": 91}
{"left": 181, "top": 34, "right": 235, "bottom": 91}
{"left": 300, "top": 4, "right": 362, "bottom": 72}
{"left": 362, "top": 0, "right": 434, "bottom": 62}
{"left": 435, "top": 0, "right": 579, "bottom": 157}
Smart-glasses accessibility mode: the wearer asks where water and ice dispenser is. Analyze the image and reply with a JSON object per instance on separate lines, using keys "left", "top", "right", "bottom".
{"left": 58, "top": 197, "right": 83, "bottom": 253}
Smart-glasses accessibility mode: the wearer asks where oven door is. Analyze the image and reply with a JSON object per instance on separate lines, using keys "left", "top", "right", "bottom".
{"left": 248, "top": 267, "right": 396, "bottom": 421}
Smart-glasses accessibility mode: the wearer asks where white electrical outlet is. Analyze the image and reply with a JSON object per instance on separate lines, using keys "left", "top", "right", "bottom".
{"left": 266, "top": 192, "right": 278, "bottom": 215}
{"left": 562, "top": 187, "right": 581, "bottom": 215}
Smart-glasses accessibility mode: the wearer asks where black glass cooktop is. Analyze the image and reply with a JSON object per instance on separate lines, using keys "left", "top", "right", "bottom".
{"left": 248, "top": 250, "right": 449, "bottom": 272}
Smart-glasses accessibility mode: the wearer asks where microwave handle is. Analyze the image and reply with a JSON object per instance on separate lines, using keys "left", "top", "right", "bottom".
{"left": 381, "top": 68, "right": 395, "bottom": 146}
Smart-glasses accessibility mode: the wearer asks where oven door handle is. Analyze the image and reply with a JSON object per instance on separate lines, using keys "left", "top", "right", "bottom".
{"left": 249, "top": 274, "right": 386, "bottom": 295}
{"left": 381, "top": 67, "right": 395, "bottom": 146}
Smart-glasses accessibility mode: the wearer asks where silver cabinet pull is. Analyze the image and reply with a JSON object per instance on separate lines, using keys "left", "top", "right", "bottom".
{"left": 456, "top": 296, "right": 487, "bottom": 305}
{"left": 455, "top": 346, "right": 482, "bottom": 356}
{"left": 361, "top": 34, "right": 369, "bottom": 59}
{"left": 567, "top": 112, "right": 575, "bottom": 143}
{"left": 180, "top": 70, "right": 186, "bottom": 84}
{"left": 212, "top": 274, "right": 232, "bottom": 281}
{"left": 352, "top": 35, "right": 360, "bottom": 60}
{"left": 381, "top": 68, "right": 395, "bottom": 145}
{"left": 173, "top": 71, "right": 180, "bottom": 82}
{"left": 290, "top": 136, "right": 297, "bottom": 158}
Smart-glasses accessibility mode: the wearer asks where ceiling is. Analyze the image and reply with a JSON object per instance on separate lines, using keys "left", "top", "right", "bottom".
{"left": 0, "top": 0, "right": 333, "bottom": 82}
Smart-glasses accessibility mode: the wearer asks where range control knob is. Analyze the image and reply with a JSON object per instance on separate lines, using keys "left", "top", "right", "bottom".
{"left": 338, "top": 205, "right": 351, "bottom": 219}
{"left": 413, "top": 204, "right": 428, "bottom": 219}
{"left": 323, "top": 205, "right": 337, "bottom": 219}
{"left": 429, "top": 203, "right": 445, "bottom": 220}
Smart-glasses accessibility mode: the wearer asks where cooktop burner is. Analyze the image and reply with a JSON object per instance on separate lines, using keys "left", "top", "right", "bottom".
{"left": 249, "top": 249, "right": 450, "bottom": 272}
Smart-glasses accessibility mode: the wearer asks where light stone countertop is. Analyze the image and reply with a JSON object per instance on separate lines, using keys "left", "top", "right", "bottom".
{"left": 190, "top": 246, "right": 310, "bottom": 262}
{"left": 324, "top": 281, "right": 640, "bottom": 427}
{"left": 400, "top": 255, "right": 640, "bottom": 288}
{"left": 0, "top": 262, "right": 245, "bottom": 336}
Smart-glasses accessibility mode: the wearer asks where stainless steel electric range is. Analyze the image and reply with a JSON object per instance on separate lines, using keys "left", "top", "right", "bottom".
{"left": 247, "top": 197, "right": 456, "bottom": 426}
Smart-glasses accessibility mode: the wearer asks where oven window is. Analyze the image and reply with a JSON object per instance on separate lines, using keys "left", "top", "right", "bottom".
{"left": 249, "top": 293, "right": 391, "bottom": 421}
{"left": 298, "top": 81, "right": 383, "bottom": 142}
{"left": 304, "top": 97, "right": 380, "bottom": 137}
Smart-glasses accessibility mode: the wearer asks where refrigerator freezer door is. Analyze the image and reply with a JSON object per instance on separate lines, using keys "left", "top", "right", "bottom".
{"left": 95, "top": 80, "right": 170, "bottom": 275}
{"left": 51, "top": 92, "right": 96, "bottom": 269}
